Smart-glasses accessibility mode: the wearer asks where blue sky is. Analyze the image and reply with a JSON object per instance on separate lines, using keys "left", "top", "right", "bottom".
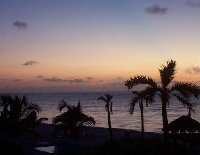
{"left": 0, "top": 0, "right": 200, "bottom": 92}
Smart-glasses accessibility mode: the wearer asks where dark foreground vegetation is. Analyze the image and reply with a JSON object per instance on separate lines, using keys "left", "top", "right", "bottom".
{"left": 0, "top": 139, "right": 24, "bottom": 155}
{"left": 59, "top": 137, "right": 197, "bottom": 155}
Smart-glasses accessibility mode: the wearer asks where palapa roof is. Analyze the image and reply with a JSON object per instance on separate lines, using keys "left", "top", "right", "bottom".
{"left": 168, "top": 115, "right": 200, "bottom": 133}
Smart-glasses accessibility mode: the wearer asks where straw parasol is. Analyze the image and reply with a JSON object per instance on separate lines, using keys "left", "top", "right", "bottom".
{"left": 168, "top": 116, "right": 200, "bottom": 133}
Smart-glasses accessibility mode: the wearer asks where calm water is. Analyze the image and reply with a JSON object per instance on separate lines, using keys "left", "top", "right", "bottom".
{"left": 1, "top": 91, "right": 200, "bottom": 133}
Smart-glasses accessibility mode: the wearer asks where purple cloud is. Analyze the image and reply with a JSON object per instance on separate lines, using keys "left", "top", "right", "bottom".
{"left": 37, "top": 75, "right": 44, "bottom": 78}
{"left": 65, "top": 79, "right": 85, "bottom": 83}
{"left": 186, "top": 0, "right": 200, "bottom": 8}
{"left": 116, "top": 77, "right": 123, "bottom": 80}
{"left": 85, "top": 77, "right": 93, "bottom": 80}
{"left": 13, "top": 21, "right": 28, "bottom": 29}
{"left": 44, "top": 77, "right": 63, "bottom": 82}
{"left": 185, "top": 68, "right": 192, "bottom": 74}
{"left": 185, "top": 66, "right": 200, "bottom": 74}
{"left": 13, "top": 79, "right": 22, "bottom": 82}
{"left": 44, "top": 77, "right": 86, "bottom": 83}
{"left": 192, "top": 66, "right": 200, "bottom": 73}
{"left": 145, "top": 5, "right": 168, "bottom": 15}
{"left": 23, "top": 61, "right": 38, "bottom": 66}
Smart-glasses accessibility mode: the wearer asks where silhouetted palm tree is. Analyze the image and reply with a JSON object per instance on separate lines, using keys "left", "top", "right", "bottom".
{"left": 130, "top": 91, "right": 155, "bottom": 142}
{"left": 125, "top": 60, "right": 200, "bottom": 141}
{"left": 0, "top": 95, "right": 46, "bottom": 133}
{"left": 98, "top": 94, "right": 113, "bottom": 142}
{"left": 187, "top": 106, "right": 194, "bottom": 118}
{"left": 53, "top": 100, "right": 95, "bottom": 138}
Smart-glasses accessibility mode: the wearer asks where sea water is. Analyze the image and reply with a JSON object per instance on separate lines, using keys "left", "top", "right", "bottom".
{"left": 1, "top": 91, "right": 200, "bottom": 133}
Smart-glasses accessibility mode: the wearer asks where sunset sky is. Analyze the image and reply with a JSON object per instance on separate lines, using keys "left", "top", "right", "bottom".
{"left": 0, "top": 0, "right": 200, "bottom": 93}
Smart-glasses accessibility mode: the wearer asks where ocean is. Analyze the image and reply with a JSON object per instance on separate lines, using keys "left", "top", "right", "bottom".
{"left": 1, "top": 91, "right": 200, "bottom": 133}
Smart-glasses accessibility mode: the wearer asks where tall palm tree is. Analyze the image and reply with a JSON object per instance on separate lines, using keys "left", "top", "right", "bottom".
{"left": 98, "top": 94, "right": 113, "bottom": 142}
{"left": 53, "top": 100, "right": 96, "bottom": 137}
{"left": 130, "top": 91, "right": 155, "bottom": 142}
{"left": 125, "top": 60, "right": 200, "bottom": 140}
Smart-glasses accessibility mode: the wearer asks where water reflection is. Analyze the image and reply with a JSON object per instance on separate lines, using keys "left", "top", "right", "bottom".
{"left": 35, "top": 146, "right": 55, "bottom": 154}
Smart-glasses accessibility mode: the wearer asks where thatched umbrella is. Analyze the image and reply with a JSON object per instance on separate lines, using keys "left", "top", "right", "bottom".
{"left": 168, "top": 116, "right": 200, "bottom": 133}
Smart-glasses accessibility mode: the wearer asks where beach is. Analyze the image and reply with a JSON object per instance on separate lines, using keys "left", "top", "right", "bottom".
{"left": 2, "top": 123, "right": 161, "bottom": 155}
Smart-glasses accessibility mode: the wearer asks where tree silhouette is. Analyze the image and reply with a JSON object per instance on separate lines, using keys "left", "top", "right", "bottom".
{"left": 129, "top": 91, "right": 155, "bottom": 142}
{"left": 98, "top": 94, "right": 113, "bottom": 142}
{"left": 125, "top": 60, "right": 200, "bottom": 141}
{"left": 53, "top": 100, "right": 95, "bottom": 138}
{"left": 0, "top": 95, "right": 46, "bottom": 133}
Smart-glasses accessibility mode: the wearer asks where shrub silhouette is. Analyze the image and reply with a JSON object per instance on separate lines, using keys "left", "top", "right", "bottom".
{"left": 53, "top": 100, "right": 95, "bottom": 138}
{"left": 0, "top": 95, "right": 47, "bottom": 134}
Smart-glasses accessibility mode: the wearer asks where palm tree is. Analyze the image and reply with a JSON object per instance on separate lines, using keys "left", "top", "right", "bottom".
{"left": 0, "top": 95, "right": 13, "bottom": 119}
{"left": 98, "top": 94, "right": 113, "bottom": 142}
{"left": 130, "top": 91, "right": 155, "bottom": 142}
{"left": 0, "top": 95, "right": 47, "bottom": 132}
{"left": 124, "top": 60, "right": 200, "bottom": 141}
{"left": 53, "top": 100, "right": 95, "bottom": 138}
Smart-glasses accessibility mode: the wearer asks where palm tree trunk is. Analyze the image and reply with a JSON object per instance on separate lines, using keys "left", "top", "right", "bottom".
{"left": 161, "top": 95, "right": 169, "bottom": 141}
{"left": 139, "top": 100, "right": 145, "bottom": 155}
{"left": 108, "top": 110, "right": 113, "bottom": 142}
{"left": 139, "top": 100, "right": 144, "bottom": 142}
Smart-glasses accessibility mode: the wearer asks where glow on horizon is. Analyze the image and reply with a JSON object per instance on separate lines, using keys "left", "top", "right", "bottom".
{"left": 0, "top": 0, "right": 200, "bottom": 92}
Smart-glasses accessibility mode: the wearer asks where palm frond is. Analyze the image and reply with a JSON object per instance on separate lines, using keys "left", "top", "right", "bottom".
{"left": 20, "top": 103, "right": 41, "bottom": 122}
{"left": 105, "top": 94, "right": 113, "bottom": 103}
{"left": 97, "top": 96, "right": 107, "bottom": 102}
{"left": 0, "top": 95, "right": 13, "bottom": 106}
{"left": 53, "top": 100, "right": 95, "bottom": 128}
{"left": 77, "top": 100, "right": 82, "bottom": 112}
{"left": 137, "top": 86, "right": 157, "bottom": 104}
{"left": 130, "top": 91, "right": 143, "bottom": 114}
{"left": 105, "top": 103, "right": 109, "bottom": 111}
{"left": 24, "top": 103, "right": 41, "bottom": 114}
{"left": 22, "top": 95, "right": 28, "bottom": 106}
{"left": 14, "top": 95, "right": 20, "bottom": 102}
{"left": 52, "top": 115, "right": 63, "bottom": 125}
{"left": 110, "top": 102, "right": 113, "bottom": 113}
{"left": 159, "top": 59, "right": 176, "bottom": 88}
{"left": 124, "top": 75, "right": 157, "bottom": 90}
{"left": 98, "top": 94, "right": 113, "bottom": 112}
{"left": 37, "top": 117, "right": 48, "bottom": 124}
{"left": 58, "top": 100, "right": 69, "bottom": 112}
{"left": 130, "top": 86, "right": 157, "bottom": 114}
{"left": 20, "top": 111, "right": 37, "bottom": 126}
{"left": 174, "top": 94, "right": 195, "bottom": 115}
{"left": 52, "top": 109, "right": 95, "bottom": 137}
{"left": 130, "top": 96, "right": 137, "bottom": 114}
{"left": 142, "top": 86, "right": 158, "bottom": 103}
{"left": 80, "top": 113, "right": 96, "bottom": 126}
{"left": 171, "top": 82, "right": 200, "bottom": 98}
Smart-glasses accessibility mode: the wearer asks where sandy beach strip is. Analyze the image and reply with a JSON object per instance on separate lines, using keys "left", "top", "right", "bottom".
{"left": 2, "top": 123, "right": 162, "bottom": 155}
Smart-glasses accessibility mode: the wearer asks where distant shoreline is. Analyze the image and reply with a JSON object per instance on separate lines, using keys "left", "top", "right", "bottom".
{"left": 0, "top": 90, "right": 130, "bottom": 94}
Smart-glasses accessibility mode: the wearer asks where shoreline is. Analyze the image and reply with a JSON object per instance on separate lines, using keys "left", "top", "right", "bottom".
{"left": 0, "top": 91, "right": 130, "bottom": 94}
